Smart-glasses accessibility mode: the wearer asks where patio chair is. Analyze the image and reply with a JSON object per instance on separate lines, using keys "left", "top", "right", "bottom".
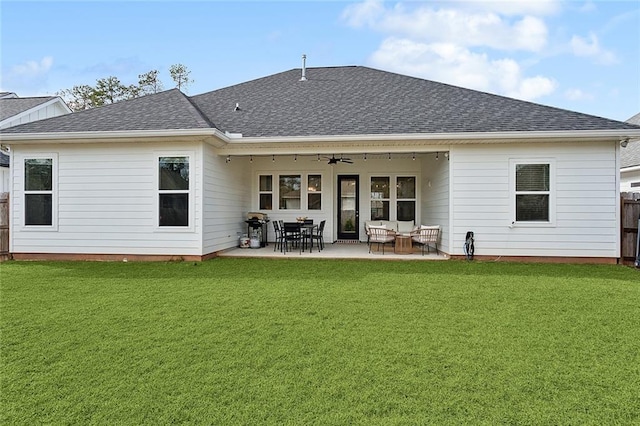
{"left": 368, "top": 226, "right": 396, "bottom": 254}
{"left": 282, "top": 222, "right": 303, "bottom": 254}
{"left": 273, "top": 220, "right": 285, "bottom": 252}
{"left": 410, "top": 226, "right": 440, "bottom": 255}
{"left": 310, "top": 220, "right": 326, "bottom": 251}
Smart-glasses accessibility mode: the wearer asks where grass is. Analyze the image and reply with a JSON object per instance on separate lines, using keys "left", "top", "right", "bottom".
{"left": 1, "top": 258, "right": 639, "bottom": 425}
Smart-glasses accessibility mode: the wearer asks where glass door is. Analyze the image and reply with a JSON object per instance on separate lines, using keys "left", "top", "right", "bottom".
{"left": 337, "top": 175, "right": 359, "bottom": 240}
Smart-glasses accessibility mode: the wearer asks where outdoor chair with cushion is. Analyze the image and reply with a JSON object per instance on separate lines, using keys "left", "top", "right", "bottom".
{"left": 368, "top": 226, "right": 396, "bottom": 254}
{"left": 410, "top": 225, "right": 440, "bottom": 255}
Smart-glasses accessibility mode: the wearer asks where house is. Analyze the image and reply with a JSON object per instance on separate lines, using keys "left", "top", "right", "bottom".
{"left": 0, "top": 92, "right": 71, "bottom": 192}
{"left": 621, "top": 113, "right": 640, "bottom": 197}
{"left": 1, "top": 65, "right": 640, "bottom": 262}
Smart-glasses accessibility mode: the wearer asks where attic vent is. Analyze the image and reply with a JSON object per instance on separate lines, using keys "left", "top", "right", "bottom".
{"left": 234, "top": 103, "right": 241, "bottom": 111}
{"left": 300, "top": 54, "right": 307, "bottom": 82}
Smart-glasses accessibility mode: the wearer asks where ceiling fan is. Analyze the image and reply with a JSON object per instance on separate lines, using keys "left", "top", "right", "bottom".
{"left": 324, "top": 154, "right": 354, "bottom": 165}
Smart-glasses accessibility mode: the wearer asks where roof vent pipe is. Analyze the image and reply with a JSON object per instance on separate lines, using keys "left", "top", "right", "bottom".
{"left": 300, "top": 54, "right": 307, "bottom": 81}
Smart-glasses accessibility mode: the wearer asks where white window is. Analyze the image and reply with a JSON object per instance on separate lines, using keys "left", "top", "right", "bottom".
{"left": 158, "top": 156, "right": 190, "bottom": 227}
{"left": 511, "top": 160, "right": 555, "bottom": 225}
{"left": 370, "top": 175, "right": 417, "bottom": 221}
{"left": 259, "top": 175, "right": 273, "bottom": 210}
{"left": 307, "top": 175, "right": 322, "bottom": 210}
{"left": 24, "top": 156, "right": 56, "bottom": 227}
{"left": 396, "top": 176, "right": 416, "bottom": 222}
{"left": 279, "top": 174, "right": 301, "bottom": 210}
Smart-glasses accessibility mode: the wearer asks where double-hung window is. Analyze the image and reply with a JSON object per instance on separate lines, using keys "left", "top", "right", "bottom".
{"left": 513, "top": 160, "right": 554, "bottom": 224}
{"left": 24, "top": 158, "right": 54, "bottom": 226}
{"left": 279, "top": 175, "right": 301, "bottom": 210}
{"left": 396, "top": 176, "right": 416, "bottom": 221}
{"left": 158, "top": 156, "right": 190, "bottom": 227}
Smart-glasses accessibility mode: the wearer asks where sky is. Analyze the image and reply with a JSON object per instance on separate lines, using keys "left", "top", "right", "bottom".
{"left": 1, "top": 0, "right": 639, "bottom": 122}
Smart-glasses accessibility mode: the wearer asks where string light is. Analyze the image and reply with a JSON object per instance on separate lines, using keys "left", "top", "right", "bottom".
{"left": 388, "top": 153, "right": 391, "bottom": 161}
{"left": 272, "top": 155, "right": 275, "bottom": 162}
{"left": 363, "top": 153, "right": 367, "bottom": 161}
{"left": 250, "top": 155, "right": 253, "bottom": 163}
{"left": 436, "top": 152, "right": 439, "bottom": 160}
{"left": 294, "top": 154, "right": 297, "bottom": 162}
{"left": 225, "top": 155, "right": 231, "bottom": 164}
{"left": 412, "top": 152, "right": 416, "bottom": 161}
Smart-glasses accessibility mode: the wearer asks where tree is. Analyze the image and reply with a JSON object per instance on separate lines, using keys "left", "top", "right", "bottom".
{"left": 169, "top": 64, "right": 194, "bottom": 92}
{"left": 58, "top": 64, "right": 193, "bottom": 111}
{"left": 57, "top": 84, "right": 100, "bottom": 111}
{"left": 94, "top": 76, "right": 129, "bottom": 105}
{"left": 138, "top": 70, "right": 163, "bottom": 95}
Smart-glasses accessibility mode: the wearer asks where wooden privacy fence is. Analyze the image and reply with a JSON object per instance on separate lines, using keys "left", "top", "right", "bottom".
{"left": 621, "top": 196, "right": 640, "bottom": 266}
{"left": 0, "top": 193, "right": 8, "bottom": 261}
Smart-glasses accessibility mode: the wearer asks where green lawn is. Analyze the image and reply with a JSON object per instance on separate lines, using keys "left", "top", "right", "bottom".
{"left": 1, "top": 259, "right": 639, "bottom": 425}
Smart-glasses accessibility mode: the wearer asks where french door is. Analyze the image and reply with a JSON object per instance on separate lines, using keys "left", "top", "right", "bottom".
{"left": 337, "top": 175, "right": 359, "bottom": 240}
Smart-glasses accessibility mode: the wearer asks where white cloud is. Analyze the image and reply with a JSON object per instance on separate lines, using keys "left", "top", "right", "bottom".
{"left": 369, "top": 38, "right": 557, "bottom": 101}
{"left": 564, "top": 88, "right": 594, "bottom": 101}
{"left": 570, "top": 32, "right": 617, "bottom": 65}
{"left": 342, "top": 1, "right": 549, "bottom": 52}
{"left": 341, "top": 1, "right": 563, "bottom": 101}
{"left": 464, "top": 0, "right": 562, "bottom": 16}
{"left": 0, "top": 56, "right": 54, "bottom": 94}
{"left": 341, "top": 0, "right": 385, "bottom": 28}
{"left": 9, "top": 56, "right": 53, "bottom": 77}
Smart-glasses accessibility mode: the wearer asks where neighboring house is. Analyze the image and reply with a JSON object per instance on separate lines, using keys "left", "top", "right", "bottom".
{"left": 621, "top": 112, "right": 640, "bottom": 195}
{"left": 1, "top": 65, "right": 640, "bottom": 262}
{"left": 0, "top": 92, "right": 71, "bottom": 192}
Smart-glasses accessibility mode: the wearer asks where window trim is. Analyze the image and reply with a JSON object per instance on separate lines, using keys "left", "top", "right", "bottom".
{"left": 510, "top": 159, "right": 556, "bottom": 227}
{"left": 256, "top": 172, "right": 324, "bottom": 212}
{"left": 369, "top": 174, "right": 418, "bottom": 222}
{"left": 259, "top": 174, "right": 274, "bottom": 211}
{"left": 155, "top": 152, "right": 195, "bottom": 232}
{"left": 22, "top": 153, "right": 58, "bottom": 231}
{"left": 307, "top": 174, "right": 322, "bottom": 211}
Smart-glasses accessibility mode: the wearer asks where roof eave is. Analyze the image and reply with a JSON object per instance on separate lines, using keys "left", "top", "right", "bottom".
{"left": 225, "top": 129, "right": 640, "bottom": 144}
{"left": 0, "top": 128, "right": 228, "bottom": 147}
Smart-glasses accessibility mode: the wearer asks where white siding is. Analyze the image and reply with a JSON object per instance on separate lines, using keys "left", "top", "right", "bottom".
{"left": 450, "top": 141, "right": 619, "bottom": 258}
{"left": 421, "top": 153, "right": 450, "bottom": 254}
{"left": 202, "top": 144, "right": 252, "bottom": 254}
{"left": 11, "top": 142, "right": 203, "bottom": 256}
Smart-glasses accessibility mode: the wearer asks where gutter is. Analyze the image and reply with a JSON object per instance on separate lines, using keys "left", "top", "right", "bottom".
{"left": 1, "top": 128, "right": 639, "bottom": 146}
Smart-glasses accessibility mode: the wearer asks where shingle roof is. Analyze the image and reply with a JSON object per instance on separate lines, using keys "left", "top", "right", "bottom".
{"left": 190, "top": 66, "right": 639, "bottom": 137}
{"left": 0, "top": 96, "right": 58, "bottom": 121}
{"left": 1, "top": 89, "right": 212, "bottom": 133}
{"left": 621, "top": 113, "right": 640, "bottom": 168}
{"left": 2, "top": 66, "right": 639, "bottom": 138}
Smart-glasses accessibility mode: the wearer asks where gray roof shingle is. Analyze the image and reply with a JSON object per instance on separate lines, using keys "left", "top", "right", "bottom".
{"left": 2, "top": 66, "right": 639, "bottom": 138}
{"left": 1, "top": 89, "right": 212, "bottom": 133}
{"left": 190, "top": 66, "right": 640, "bottom": 137}
{"left": 0, "top": 97, "right": 58, "bottom": 121}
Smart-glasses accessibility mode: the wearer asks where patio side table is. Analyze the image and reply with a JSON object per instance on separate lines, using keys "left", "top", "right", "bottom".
{"left": 395, "top": 235, "right": 412, "bottom": 254}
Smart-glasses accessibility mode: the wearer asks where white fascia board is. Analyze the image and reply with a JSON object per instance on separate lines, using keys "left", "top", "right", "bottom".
{"left": 0, "top": 128, "right": 226, "bottom": 144}
{"left": 224, "top": 129, "right": 640, "bottom": 144}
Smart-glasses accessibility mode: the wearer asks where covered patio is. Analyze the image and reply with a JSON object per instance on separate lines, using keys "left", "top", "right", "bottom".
{"left": 219, "top": 241, "right": 448, "bottom": 260}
